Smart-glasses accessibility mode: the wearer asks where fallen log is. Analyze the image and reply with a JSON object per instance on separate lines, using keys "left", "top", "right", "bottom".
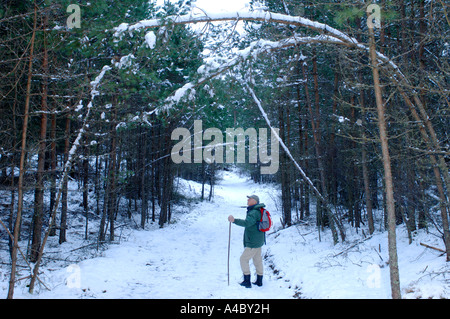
{"left": 420, "top": 242, "right": 446, "bottom": 253}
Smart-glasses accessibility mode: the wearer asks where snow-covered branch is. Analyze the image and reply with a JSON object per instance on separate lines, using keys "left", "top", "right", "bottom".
{"left": 113, "top": 8, "right": 408, "bottom": 85}
{"left": 114, "top": 8, "right": 436, "bottom": 169}
{"left": 114, "top": 9, "right": 358, "bottom": 45}
{"left": 244, "top": 83, "right": 325, "bottom": 202}
{"left": 153, "top": 34, "right": 344, "bottom": 115}
{"left": 68, "top": 65, "right": 111, "bottom": 165}
{"left": 113, "top": 8, "right": 407, "bottom": 116}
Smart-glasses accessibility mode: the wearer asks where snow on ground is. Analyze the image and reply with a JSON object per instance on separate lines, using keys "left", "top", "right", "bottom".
{"left": 267, "top": 221, "right": 449, "bottom": 299}
{"left": 1, "top": 169, "right": 449, "bottom": 299}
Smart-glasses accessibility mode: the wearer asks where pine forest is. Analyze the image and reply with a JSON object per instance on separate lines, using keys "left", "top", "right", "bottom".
{"left": 0, "top": 0, "right": 449, "bottom": 300}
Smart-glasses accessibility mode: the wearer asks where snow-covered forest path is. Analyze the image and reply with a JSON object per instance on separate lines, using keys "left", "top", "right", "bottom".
{"left": 18, "top": 171, "right": 295, "bottom": 299}
{"left": 6, "top": 170, "right": 449, "bottom": 299}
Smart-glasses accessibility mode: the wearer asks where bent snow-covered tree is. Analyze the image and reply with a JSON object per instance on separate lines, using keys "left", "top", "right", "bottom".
{"left": 115, "top": 8, "right": 449, "bottom": 205}
{"left": 111, "top": 6, "right": 450, "bottom": 299}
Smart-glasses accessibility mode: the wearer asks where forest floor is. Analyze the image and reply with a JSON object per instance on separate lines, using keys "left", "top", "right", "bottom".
{"left": 1, "top": 170, "right": 449, "bottom": 299}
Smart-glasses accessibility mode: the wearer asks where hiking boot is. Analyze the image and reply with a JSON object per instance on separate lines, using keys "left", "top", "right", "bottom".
{"left": 240, "top": 274, "right": 251, "bottom": 288}
{"left": 253, "top": 275, "right": 263, "bottom": 287}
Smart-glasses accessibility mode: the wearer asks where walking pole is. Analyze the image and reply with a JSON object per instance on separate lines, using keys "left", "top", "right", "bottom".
{"left": 227, "top": 221, "right": 231, "bottom": 286}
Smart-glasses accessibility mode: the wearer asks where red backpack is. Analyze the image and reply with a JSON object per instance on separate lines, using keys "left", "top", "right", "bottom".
{"left": 257, "top": 208, "right": 272, "bottom": 232}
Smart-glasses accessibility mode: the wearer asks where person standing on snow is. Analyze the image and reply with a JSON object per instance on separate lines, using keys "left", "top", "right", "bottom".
{"left": 228, "top": 195, "right": 265, "bottom": 288}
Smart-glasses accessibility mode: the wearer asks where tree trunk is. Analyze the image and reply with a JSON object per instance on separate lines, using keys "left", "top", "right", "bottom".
{"left": 30, "top": 13, "right": 49, "bottom": 263}
{"left": 95, "top": 144, "right": 101, "bottom": 216}
{"left": 359, "top": 71, "right": 374, "bottom": 235}
{"left": 301, "top": 59, "right": 339, "bottom": 241}
{"left": 296, "top": 59, "right": 306, "bottom": 220}
{"left": 417, "top": 178, "right": 427, "bottom": 229}
{"left": 59, "top": 113, "right": 70, "bottom": 244}
{"left": 303, "top": 118, "right": 310, "bottom": 218}
{"left": 83, "top": 146, "right": 89, "bottom": 240}
{"left": 405, "top": 134, "right": 417, "bottom": 233}
{"left": 355, "top": 73, "right": 375, "bottom": 236}
{"left": 368, "top": 26, "right": 401, "bottom": 299}
{"left": 49, "top": 111, "right": 57, "bottom": 236}
{"left": 159, "top": 128, "right": 172, "bottom": 228}
{"left": 108, "top": 104, "right": 118, "bottom": 241}
{"left": 8, "top": 3, "right": 37, "bottom": 299}
{"left": 329, "top": 70, "right": 339, "bottom": 206}
{"left": 150, "top": 121, "right": 156, "bottom": 223}
{"left": 141, "top": 126, "right": 148, "bottom": 229}
{"left": 99, "top": 156, "right": 108, "bottom": 242}
{"left": 278, "top": 97, "right": 291, "bottom": 227}
{"left": 8, "top": 82, "right": 18, "bottom": 257}
{"left": 201, "top": 160, "right": 206, "bottom": 201}
{"left": 208, "top": 162, "right": 215, "bottom": 202}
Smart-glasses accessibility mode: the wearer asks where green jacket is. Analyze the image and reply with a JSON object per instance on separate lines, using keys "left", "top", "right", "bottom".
{"left": 233, "top": 203, "right": 266, "bottom": 248}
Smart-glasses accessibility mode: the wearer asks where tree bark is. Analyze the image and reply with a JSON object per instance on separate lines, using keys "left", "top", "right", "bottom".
{"left": 295, "top": 59, "right": 307, "bottom": 220}
{"left": 83, "top": 145, "right": 89, "bottom": 240}
{"left": 359, "top": 76, "right": 374, "bottom": 235}
{"left": 329, "top": 70, "right": 339, "bottom": 206}
{"left": 368, "top": 26, "right": 401, "bottom": 299}
{"left": 8, "top": 3, "right": 37, "bottom": 299}
{"left": 8, "top": 81, "right": 18, "bottom": 257}
{"left": 30, "top": 13, "right": 49, "bottom": 263}
{"left": 48, "top": 111, "right": 57, "bottom": 237}
{"left": 159, "top": 127, "right": 172, "bottom": 228}
{"left": 141, "top": 126, "right": 148, "bottom": 229}
{"left": 59, "top": 113, "right": 70, "bottom": 244}
{"left": 108, "top": 104, "right": 118, "bottom": 241}
{"left": 278, "top": 96, "right": 291, "bottom": 227}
